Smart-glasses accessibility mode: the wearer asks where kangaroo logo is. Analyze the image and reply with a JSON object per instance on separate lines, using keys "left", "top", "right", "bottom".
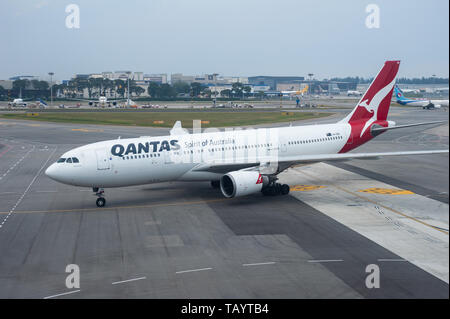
{"left": 358, "top": 78, "right": 397, "bottom": 137}
{"left": 358, "top": 99, "right": 376, "bottom": 114}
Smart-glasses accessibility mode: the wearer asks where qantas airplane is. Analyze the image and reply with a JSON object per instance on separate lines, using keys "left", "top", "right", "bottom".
{"left": 45, "top": 61, "right": 449, "bottom": 207}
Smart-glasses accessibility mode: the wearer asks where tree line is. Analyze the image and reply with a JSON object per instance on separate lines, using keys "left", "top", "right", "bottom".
{"left": 0, "top": 78, "right": 252, "bottom": 100}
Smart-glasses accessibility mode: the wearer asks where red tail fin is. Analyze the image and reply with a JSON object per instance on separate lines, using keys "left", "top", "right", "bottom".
{"left": 338, "top": 61, "right": 400, "bottom": 154}
{"left": 341, "top": 60, "right": 400, "bottom": 123}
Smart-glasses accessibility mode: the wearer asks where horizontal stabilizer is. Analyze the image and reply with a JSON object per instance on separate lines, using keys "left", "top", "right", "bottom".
{"left": 372, "top": 121, "right": 448, "bottom": 132}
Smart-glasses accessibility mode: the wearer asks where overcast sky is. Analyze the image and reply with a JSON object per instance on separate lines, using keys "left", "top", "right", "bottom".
{"left": 0, "top": 0, "right": 448, "bottom": 81}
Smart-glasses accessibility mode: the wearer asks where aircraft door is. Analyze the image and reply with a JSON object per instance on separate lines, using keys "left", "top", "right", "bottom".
{"left": 95, "top": 149, "right": 111, "bottom": 170}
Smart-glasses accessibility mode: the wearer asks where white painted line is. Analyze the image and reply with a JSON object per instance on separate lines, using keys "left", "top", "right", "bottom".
{"left": 377, "top": 259, "right": 407, "bottom": 262}
{"left": 0, "top": 147, "right": 56, "bottom": 230}
{"left": 242, "top": 262, "right": 276, "bottom": 267}
{"left": 111, "top": 276, "right": 147, "bottom": 285}
{"left": 175, "top": 267, "right": 213, "bottom": 274}
{"left": 308, "top": 259, "right": 344, "bottom": 263}
{"left": 35, "top": 190, "right": 58, "bottom": 193}
{"left": 43, "top": 290, "right": 81, "bottom": 299}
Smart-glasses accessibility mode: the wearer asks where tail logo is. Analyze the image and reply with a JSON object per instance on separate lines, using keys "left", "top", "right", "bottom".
{"left": 358, "top": 77, "right": 397, "bottom": 137}
{"left": 357, "top": 99, "right": 376, "bottom": 114}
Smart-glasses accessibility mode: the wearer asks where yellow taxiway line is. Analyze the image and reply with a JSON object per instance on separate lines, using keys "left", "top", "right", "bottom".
{"left": 298, "top": 170, "right": 448, "bottom": 235}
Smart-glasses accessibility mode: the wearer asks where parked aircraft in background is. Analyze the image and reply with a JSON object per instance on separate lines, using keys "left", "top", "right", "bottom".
{"left": 67, "top": 96, "right": 136, "bottom": 107}
{"left": 281, "top": 85, "right": 309, "bottom": 96}
{"left": 347, "top": 90, "right": 362, "bottom": 96}
{"left": 8, "top": 98, "right": 28, "bottom": 107}
{"left": 395, "top": 85, "right": 449, "bottom": 109}
{"left": 36, "top": 99, "right": 48, "bottom": 108}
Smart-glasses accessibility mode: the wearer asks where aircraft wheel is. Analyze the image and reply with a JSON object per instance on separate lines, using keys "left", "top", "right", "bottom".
{"left": 262, "top": 185, "right": 280, "bottom": 196}
{"left": 281, "top": 184, "right": 290, "bottom": 195}
{"left": 96, "top": 197, "right": 106, "bottom": 207}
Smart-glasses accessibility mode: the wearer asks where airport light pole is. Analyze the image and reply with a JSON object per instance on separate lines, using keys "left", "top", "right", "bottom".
{"left": 213, "top": 73, "right": 219, "bottom": 107}
{"left": 48, "top": 72, "right": 54, "bottom": 106}
{"left": 308, "top": 73, "right": 313, "bottom": 96}
{"left": 126, "top": 71, "right": 131, "bottom": 107}
{"left": 307, "top": 73, "right": 314, "bottom": 106}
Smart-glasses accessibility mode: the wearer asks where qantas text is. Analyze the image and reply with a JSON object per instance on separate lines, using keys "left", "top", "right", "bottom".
{"left": 111, "top": 140, "right": 180, "bottom": 157}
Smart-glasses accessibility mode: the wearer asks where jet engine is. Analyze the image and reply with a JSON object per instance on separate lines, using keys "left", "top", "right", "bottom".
{"left": 220, "top": 171, "right": 268, "bottom": 198}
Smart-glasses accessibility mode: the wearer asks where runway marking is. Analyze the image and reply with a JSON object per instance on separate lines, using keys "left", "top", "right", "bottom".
{"left": 290, "top": 185, "right": 325, "bottom": 192}
{"left": 0, "top": 147, "right": 56, "bottom": 230}
{"left": 308, "top": 259, "right": 344, "bottom": 263}
{"left": 242, "top": 262, "right": 276, "bottom": 267}
{"left": 377, "top": 259, "right": 407, "bottom": 262}
{"left": 297, "top": 170, "right": 449, "bottom": 236}
{"left": 0, "top": 145, "right": 34, "bottom": 182}
{"left": 334, "top": 184, "right": 449, "bottom": 235}
{"left": 176, "top": 267, "right": 213, "bottom": 274}
{"left": 359, "top": 188, "right": 414, "bottom": 195}
{"left": 112, "top": 276, "right": 146, "bottom": 285}
{"left": 43, "top": 290, "right": 81, "bottom": 299}
{"left": 0, "top": 198, "right": 230, "bottom": 215}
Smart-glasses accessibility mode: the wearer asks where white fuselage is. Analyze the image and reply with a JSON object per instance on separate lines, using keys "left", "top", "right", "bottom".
{"left": 430, "top": 99, "right": 449, "bottom": 107}
{"left": 398, "top": 98, "right": 449, "bottom": 108}
{"left": 8, "top": 99, "right": 27, "bottom": 107}
{"left": 46, "top": 123, "right": 351, "bottom": 188}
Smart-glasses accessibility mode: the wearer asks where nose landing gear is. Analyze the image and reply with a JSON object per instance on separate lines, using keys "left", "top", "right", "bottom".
{"left": 93, "top": 187, "right": 106, "bottom": 207}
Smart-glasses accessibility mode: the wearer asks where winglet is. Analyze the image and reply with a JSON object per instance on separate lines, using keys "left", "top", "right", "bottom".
{"left": 170, "top": 121, "right": 189, "bottom": 135}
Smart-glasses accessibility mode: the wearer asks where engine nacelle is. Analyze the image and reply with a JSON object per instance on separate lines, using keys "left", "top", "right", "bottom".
{"left": 220, "top": 171, "right": 267, "bottom": 198}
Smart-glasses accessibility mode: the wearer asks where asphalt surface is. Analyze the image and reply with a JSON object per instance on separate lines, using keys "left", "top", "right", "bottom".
{"left": 0, "top": 106, "right": 448, "bottom": 298}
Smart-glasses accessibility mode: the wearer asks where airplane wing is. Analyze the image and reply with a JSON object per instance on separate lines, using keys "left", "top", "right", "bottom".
{"left": 371, "top": 121, "right": 447, "bottom": 133}
{"left": 192, "top": 150, "right": 449, "bottom": 175}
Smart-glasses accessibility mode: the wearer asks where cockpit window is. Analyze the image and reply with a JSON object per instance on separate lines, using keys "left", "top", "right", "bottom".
{"left": 66, "top": 158, "right": 73, "bottom": 163}
{"left": 72, "top": 157, "right": 79, "bottom": 163}
{"left": 57, "top": 158, "right": 66, "bottom": 163}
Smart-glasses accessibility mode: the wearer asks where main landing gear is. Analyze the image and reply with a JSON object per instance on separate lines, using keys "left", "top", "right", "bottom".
{"left": 93, "top": 187, "right": 106, "bottom": 207}
{"left": 262, "top": 182, "right": 290, "bottom": 196}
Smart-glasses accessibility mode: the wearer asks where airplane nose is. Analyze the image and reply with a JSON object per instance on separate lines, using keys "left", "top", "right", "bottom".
{"left": 45, "top": 163, "right": 59, "bottom": 180}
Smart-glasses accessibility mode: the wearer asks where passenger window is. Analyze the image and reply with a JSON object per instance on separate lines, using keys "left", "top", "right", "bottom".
{"left": 57, "top": 158, "right": 66, "bottom": 163}
{"left": 72, "top": 157, "right": 79, "bottom": 163}
{"left": 66, "top": 158, "right": 73, "bottom": 163}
